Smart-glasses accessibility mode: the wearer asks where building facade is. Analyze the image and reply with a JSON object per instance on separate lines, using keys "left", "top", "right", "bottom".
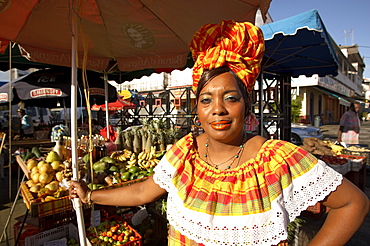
{"left": 291, "top": 44, "right": 367, "bottom": 125}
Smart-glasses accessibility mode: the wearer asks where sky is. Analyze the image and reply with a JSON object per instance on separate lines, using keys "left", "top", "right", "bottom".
{"left": 268, "top": 0, "right": 370, "bottom": 79}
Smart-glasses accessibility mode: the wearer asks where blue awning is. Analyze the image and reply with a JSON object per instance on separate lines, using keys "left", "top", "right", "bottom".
{"left": 260, "top": 9, "right": 339, "bottom": 78}
{"left": 317, "top": 88, "right": 351, "bottom": 107}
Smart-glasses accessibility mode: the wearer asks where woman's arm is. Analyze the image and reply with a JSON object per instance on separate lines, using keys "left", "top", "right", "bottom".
{"left": 308, "top": 178, "right": 369, "bottom": 246}
{"left": 69, "top": 176, "right": 167, "bottom": 207}
{"left": 337, "top": 125, "right": 343, "bottom": 142}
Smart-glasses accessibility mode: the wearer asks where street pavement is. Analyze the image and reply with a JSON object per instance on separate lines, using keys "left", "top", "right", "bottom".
{"left": 0, "top": 122, "right": 370, "bottom": 245}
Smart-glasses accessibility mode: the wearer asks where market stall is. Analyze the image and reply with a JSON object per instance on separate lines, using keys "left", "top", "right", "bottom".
{"left": 10, "top": 119, "right": 176, "bottom": 245}
{"left": 299, "top": 137, "right": 369, "bottom": 218}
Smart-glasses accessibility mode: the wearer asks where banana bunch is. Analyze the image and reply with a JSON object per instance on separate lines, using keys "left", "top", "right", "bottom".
{"left": 330, "top": 144, "right": 344, "bottom": 155}
{"left": 137, "top": 146, "right": 156, "bottom": 161}
{"left": 138, "top": 157, "right": 160, "bottom": 169}
{"left": 110, "top": 149, "right": 133, "bottom": 162}
{"left": 322, "top": 141, "right": 344, "bottom": 155}
{"left": 136, "top": 146, "right": 161, "bottom": 169}
{"left": 110, "top": 146, "right": 163, "bottom": 171}
{"left": 126, "top": 152, "right": 138, "bottom": 168}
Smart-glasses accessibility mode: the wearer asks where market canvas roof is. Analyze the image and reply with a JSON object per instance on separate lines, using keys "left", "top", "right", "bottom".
{"left": 260, "top": 9, "right": 339, "bottom": 78}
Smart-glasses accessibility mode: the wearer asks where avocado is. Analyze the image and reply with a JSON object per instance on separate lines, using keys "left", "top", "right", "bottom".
{"left": 31, "top": 147, "right": 42, "bottom": 158}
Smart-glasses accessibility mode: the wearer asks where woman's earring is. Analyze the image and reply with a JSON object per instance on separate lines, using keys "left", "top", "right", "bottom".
{"left": 193, "top": 115, "right": 202, "bottom": 128}
{"left": 244, "top": 112, "right": 259, "bottom": 132}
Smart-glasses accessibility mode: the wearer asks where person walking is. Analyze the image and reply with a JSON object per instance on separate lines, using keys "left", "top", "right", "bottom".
{"left": 17, "top": 108, "right": 34, "bottom": 138}
{"left": 70, "top": 20, "right": 369, "bottom": 246}
{"left": 337, "top": 102, "right": 361, "bottom": 146}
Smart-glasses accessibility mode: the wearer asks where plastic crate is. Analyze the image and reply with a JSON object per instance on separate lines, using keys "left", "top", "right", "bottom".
{"left": 342, "top": 149, "right": 370, "bottom": 166}
{"left": 337, "top": 154, "right": 366, "bottom": 172}
{"left": 37, "top": 203, "right": 117, "bottom": 231}
{"left": 326, "top": 160, "right": 350, "bottom": 175}
{"left": 25, "top": 223, "right": 79, "bottom": 246}
{"left": 13, "top": 221, "right": 40, "bottom": 246}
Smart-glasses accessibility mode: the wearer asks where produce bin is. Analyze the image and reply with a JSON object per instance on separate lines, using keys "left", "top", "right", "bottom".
{"left": 21, "top": 177, "right": 148, "bottom": 218}
{"left": 20, "top": 182, "right": 72, "bottom": 218}
{"left": 337, "top": 154, "right": 366, "bottom": 172}
{"left": 337, "top": 154, "right": 367, "bottom": 191}
{"left": 87, "top": 215, "right": 142, "bottom": 246}
{"left": 38, "top": 204, "right": 117, "bottom": 231}
{"left": 25, "top": 223, "right": 79, "bottom": 246}
{"left": 13, "top": 221, "right": 40, "bottom": 246}
{"left": 342, "top": 148, "right": 370, "bottom": 166}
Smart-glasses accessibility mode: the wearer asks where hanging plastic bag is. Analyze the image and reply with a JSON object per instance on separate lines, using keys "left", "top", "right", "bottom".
{"left": 334, "top": 141, "right": 347, "bottom": 148}
{"left": 100, "top": 125, "right": 118, "bottom": 142}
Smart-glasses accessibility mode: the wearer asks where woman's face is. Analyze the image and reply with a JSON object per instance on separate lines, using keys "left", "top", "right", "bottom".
{"left": 197, "top": 72, "right": 246, "bottom": 143}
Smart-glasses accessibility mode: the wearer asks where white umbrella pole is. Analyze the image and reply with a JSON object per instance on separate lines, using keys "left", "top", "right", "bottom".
{"left": 259, "top": 73, "right": 264, "bottom": 137}
{"left": 8, "top": 43, "right": 12, "bottom": 202}
{"left": 104, "top": 73, "right": 110, "bottom": 140}
{"left": 70, "top": 5, "right": 88, "bottom": 246}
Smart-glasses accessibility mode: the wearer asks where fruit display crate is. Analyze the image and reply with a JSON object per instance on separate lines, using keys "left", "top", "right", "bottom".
{"left": 38, "top": 203, "right": 117, "bottom": 231}
{"left": 25, "top": 223, "right": 79, "bottom": 246}
{"left": 342, "top": 149, "right": 370, "bottom": 166}
{"left": 21, "top": 177, "right": 148, "bottom": 218}
{"left": 13, "top": 221, "right": 41, "bottom": 246}
{"left": 20, "top": 181, "right": 73, "bottom": 218}
{"left": 326, "top": 160, "right": 350, "bottom": 175}
{"left": 87, "top": 215, "right": 142, "bottom": 246}
{"left": 337, "top": 154, "right": 366, "bottom": 172}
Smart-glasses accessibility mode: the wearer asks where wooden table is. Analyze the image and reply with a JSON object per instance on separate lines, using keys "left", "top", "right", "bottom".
{"left": 6, "top": 139, "right": 55, "bottom": 148}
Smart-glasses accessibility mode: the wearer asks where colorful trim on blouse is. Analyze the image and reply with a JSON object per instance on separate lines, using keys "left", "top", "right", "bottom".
{"left": 153, "top": 133, "right": 343, "bottom": 245}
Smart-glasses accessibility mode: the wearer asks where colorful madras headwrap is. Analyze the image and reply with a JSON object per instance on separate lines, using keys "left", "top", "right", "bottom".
{"left": 190, "top": 20, "right": 264, "bottom": 94}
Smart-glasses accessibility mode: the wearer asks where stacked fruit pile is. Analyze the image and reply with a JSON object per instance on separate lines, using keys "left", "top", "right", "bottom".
{"left": 25, "top": 150, "right": 86, "bottom": 202}
{"left": 300, "top": 137, "right": 336, "bottom": 156}
{"left": 87, "top": 216, "right": 141, "bottom": 245}
{"left": 319, "top": 155, "right": 349, "bottom": 165}
{"left": 87, "top": 146, "right": 165, "bottom": 190}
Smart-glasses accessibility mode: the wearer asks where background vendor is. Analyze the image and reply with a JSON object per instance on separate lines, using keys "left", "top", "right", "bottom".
{"left": 17, "top": 108, "right": 34, "bottom": 138}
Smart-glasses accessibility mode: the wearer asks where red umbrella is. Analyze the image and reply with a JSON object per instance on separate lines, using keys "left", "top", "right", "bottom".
{"left": 91, "top": 99, "right": 136, "bottom": 111}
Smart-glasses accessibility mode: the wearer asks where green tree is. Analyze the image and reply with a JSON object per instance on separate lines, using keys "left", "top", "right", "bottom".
{"left": 291, "top": 95, "right": 303, "bottom": 123}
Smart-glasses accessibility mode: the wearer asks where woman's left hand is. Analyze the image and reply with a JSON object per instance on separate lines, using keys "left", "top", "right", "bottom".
{"left": 68, "top": 179, "right": 90, "bottom": 203}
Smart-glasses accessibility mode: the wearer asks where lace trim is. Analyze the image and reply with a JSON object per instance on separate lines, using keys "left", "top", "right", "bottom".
{"left": 153, "top": 157, "right": 175, "bottom": 191}
{"left": 283, "top": 160, "right": 343, "bottom": 221}
{"left": 154, "top": 158, "right": 343, "bottom": 246}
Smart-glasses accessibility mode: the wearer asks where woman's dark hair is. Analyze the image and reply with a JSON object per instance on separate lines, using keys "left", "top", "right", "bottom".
{"left": 195, "top": 66, "right": 250, "bottom": 115}
{"left": 350, "top": 102, "right": 360, "bottom": 112}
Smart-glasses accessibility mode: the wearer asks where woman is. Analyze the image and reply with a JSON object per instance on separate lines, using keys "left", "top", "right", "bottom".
{"left": 337, "top": 102, "right": 361, "bottom": 146}
{"left": 70, "top": 20, "right": 369, "bottom": 245}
